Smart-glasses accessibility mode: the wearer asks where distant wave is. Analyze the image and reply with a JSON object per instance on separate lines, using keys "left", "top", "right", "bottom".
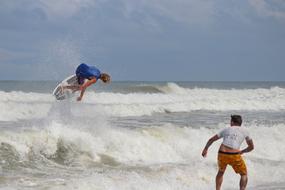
{"left": 154, "top": 82, "right": 191, "bottom": 94}
{"left": 135, "top": 82, "right": 188, "bottom": 94}
{"left": 1, "top": 85, "right": 285, "bottom": 121}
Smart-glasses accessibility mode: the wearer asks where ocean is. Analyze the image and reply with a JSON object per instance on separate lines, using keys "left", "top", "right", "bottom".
{"left": 0, "top": 81, "right": 285, "bottom": 190}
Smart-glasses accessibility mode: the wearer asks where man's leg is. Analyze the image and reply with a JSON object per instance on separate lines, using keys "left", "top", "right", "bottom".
{"left": 216, "top": 170, "right": 224, "bottom": 190}
{"left": 63, "top": 85, "right": 80, "bottom": 92}
{"left": 232, "top": 155, "right": 247, "bottom": 190}
{"left": 239, "top": 174, "right": 248, "bottom": 190}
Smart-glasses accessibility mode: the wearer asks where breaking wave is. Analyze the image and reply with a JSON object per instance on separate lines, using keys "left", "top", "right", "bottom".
{"left": 1, "top": 83, "right": 285, "bottom": 121}
{"left": 0, "top": 121, "right": 285, "bottom": 189}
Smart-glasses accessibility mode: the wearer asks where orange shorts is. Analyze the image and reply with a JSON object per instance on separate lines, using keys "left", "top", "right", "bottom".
{"left": 218, "top": 151, "right": 247, "bottom": 175}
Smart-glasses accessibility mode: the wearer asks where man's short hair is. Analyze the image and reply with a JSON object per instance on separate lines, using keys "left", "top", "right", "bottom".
{"left": 231, "top": 115, "right": 242, "bottom": 126}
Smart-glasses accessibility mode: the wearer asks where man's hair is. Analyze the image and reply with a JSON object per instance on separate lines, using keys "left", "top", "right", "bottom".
{"left": 100, "top": 73, "right": 111, "bottom": 83}
{"left": 231, "top": 115, "right": 242, "bottom": 126}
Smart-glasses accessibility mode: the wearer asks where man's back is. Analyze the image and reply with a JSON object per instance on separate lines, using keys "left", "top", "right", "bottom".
{"left": 218, "top": 126, "right": 251, "bottom": 150}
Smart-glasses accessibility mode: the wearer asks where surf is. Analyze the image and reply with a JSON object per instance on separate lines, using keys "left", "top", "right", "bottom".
{"left": 1, "top": 81, "right": 285, "bottom": 189}
{"left": 1, "top": 119, "right": 285, "bottom": 189}
{"left": 1, "top": 84, "right": 285, "bottom": 121}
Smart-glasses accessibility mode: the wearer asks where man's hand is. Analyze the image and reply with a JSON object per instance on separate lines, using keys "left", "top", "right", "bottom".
{"left": 240, "top": 139, "right": 254, "bottom": 154}
{"left": 76, "top": 78, "right": 97, "bottom": 102}
{"left": 202, "top": 148, "right": 208, "bottom": 157}
{"left": 77, "top": 85, "right": 87, "bottom": 101}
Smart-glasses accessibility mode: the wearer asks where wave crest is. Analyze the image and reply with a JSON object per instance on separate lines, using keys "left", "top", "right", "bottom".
{"left": 1, "top": 85, "right": 285, "bottom": 121}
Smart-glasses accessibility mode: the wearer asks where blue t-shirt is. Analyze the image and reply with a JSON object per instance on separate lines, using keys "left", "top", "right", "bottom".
{"left": 76, "top": 63, "right": 101, "bottom": 81}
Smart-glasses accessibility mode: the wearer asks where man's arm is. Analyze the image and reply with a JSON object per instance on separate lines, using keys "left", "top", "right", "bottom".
{"left": 202, "top": 135, "right": 220, "bottom": 157}
{"left": 77, "top": 78, "right": 97, "bottom": 101}
{"left": 240, "top": 138, "right": 254, "bottom": 154}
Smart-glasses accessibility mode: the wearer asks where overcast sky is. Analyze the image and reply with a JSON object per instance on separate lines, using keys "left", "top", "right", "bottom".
{"left": 0, "top": 0, "right": 284, "bottom": 81}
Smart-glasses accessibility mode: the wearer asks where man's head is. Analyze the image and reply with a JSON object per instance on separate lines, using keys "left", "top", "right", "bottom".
{"left": 100, "top": 73, "right": 111, "bottom": 83}
{"left": 231, "top": 115, "right": 242, "bottom": 126}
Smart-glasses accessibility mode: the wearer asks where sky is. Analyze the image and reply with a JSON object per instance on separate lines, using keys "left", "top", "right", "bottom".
{"left": 0, "top": 0, "right": 285, "bottom": 81}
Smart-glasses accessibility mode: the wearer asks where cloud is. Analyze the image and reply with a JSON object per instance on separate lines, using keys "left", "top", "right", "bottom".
{"left": 0, "top": 0, "right": 96, "bottom": 21}
{"left": 119, "top": 0, "right": 216, "bottom": 25}
{"left": 1, "top": 0, "right": 217, "bottom": 25}
{"left": 36, "top": 0, "right": 96, "bottom": 19}
{"left": 2, "top": 0, "right": 285, "bottom": 25}
{"left": 249, "top": 0, "right": 285, "bottom": 19}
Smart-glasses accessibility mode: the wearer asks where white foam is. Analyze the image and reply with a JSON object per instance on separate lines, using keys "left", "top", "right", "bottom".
{"left": 1, "top": 121, "right": 284, "bottom": 189}
{"left": 82, "top": 85, "right": 285, "bottom": 116}
{"left": 156, "top": 82, "right": 189, "bottom": 94}
{"left": 0, "top": 91, "right": 53, "bottom": 121}
{"left": 1, "top": 84, "right": 285, "bottom": 120}
{"left": 1, "top": 83, "right": 285, "bottom": 189}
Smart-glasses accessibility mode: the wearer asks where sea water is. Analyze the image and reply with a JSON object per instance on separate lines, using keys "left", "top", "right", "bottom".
{"left": 0, "top": 81, "right": 285, "bottom": 190}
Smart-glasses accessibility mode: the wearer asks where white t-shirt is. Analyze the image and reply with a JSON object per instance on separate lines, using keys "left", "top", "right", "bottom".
{"left": 217, "top": 126, "right": 251, "bottom": 150}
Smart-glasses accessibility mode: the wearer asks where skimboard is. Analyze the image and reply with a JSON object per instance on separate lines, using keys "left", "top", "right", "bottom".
{"left": 52, "top": 75, "right": 79, "bottom": 100}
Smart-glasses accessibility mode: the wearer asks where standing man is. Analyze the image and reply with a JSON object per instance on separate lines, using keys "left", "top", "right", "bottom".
{"left": 201, "top": 115, "right": 254, "bottom": 190}
{"left": 65, "top": 63, "right": 110, "bottom": 101}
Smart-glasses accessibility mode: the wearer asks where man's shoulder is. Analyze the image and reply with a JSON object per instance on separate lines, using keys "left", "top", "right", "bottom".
{"left": 235, "top": 125, "right": 248, "bottom": 131}
{"left": 217, "top": 127, "right": 230, "bottom": 137}
{"left": 241, "top": 126, "right": 250, "bottom": 135}
{"left": 234, "top": 126, "right": 251, "bottom": 138}
{"left": 219, "top": 126, "right": 246, "bottom": 133}
{"left": 220, "top": 126, "right": 231, "bottom": 131}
